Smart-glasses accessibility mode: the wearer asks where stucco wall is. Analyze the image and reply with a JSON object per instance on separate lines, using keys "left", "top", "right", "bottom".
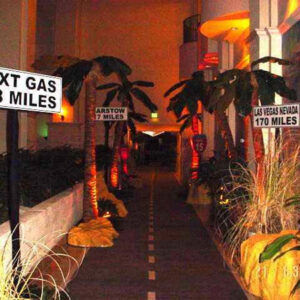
{"left": 201, "top": 0, "right": 249, "bottom": 23}
{"left": 52, "top": 0, "right": 194, "bottom": 145}
{"left": 0, "top": 183, "right": 83, "bottom": 272}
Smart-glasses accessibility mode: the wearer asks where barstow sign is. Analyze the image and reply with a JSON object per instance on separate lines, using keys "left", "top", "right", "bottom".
{"left": 253, "top": 103, "right": 300, "bottom": 128}
{"left": 96, "top": 107, "right": 128, "bottom": 121}
{"left": 0, "top": 66, "right": 62, "bottom": 113}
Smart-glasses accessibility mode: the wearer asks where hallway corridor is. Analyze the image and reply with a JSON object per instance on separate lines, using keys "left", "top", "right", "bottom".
{"left": 68, "top": 167, "right": 245, "bottom": 300}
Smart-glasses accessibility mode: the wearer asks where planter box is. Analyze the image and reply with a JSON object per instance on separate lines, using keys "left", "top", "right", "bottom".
{"left": 0, "top": 183, "right": 83, "bottom": 272}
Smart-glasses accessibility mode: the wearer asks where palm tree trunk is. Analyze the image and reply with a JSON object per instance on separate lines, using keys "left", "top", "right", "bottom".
{"left": 110, "top": 121, "right": 124, "bottom": 189}
{"left": 243, "top": 115, "right": 250, "bottom": 161}
{"left": 6, "top": 110, "right": 21, "bottom": 272}
{"left": 104, "top": 122, "right": 110, "bottom": 184}
{"left": 83, "top": 72, "right": 98, "bottom": 222}
{"left": 215, "top": 111, "right": 237, "bottom": 159}
{"left": 250, "top": 78, "right": 265, "bottom": 208}
{"left": 191, "top": 115, "right": 199, "bottom": 180}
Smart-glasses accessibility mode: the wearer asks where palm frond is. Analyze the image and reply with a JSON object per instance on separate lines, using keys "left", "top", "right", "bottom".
{"left": 164, "top": 80, "right": 189, "bottom": 97}
{"left": 60, "top": 60, "right": 93, "bottom": 88}
{"left": 128, "top": 112, "right": 148, "bottom": 122}
{"left": 127, "top": 118, "right": 136, "bottom": 135}
{"left": 132, "top": 81, "right": 154, "bottom": 87}
{"left": 180, "top": 117, "right": 192, "bottom": 133}
{"left": 176, "top": 114, "right": 190, "bottom": 122}
{"left": 96, "top": 83, "right": 120, "bottom": 90}
{"left": 131, "top": 88, "right": 157, "bottom": 112}
{"left": 251, "top": 56, "right": 292, "bottom": 70}
{"left": 93, "top": 56, "right": 132, "bottom": 76}
{"left": 103, "top": 88, "right": 119, "bottom": 107}
{"left": 65, "top": 79, "right": 84, "bottom": 105}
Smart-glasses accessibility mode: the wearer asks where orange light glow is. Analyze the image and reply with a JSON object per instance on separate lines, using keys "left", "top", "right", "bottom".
{"left": 236, "top": 54, "right": 250, "bottom": 69}
{"left": 110, "top": 166, "right": 119, "bottom": 189}
{"left": 203, "top": 52, "right": 219, "bottom": 65}
{"left": 284, "top": 0, "right": 299, "bottom": 20}
{"left": 103, "top": 211, "right": 112, "bottom": 218}
{"left": 279, "top": 0, "right": 300, "bottom": 33}
{"left": 200, "top": 11, "right": 249, "bottom": 43}
{"left": 53, "top": 97, "right": 74, "bottom": 122}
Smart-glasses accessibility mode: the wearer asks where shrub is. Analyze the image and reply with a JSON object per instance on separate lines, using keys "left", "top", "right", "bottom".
{"left": 0, "top": 145, "right": 112, "bottom": 223}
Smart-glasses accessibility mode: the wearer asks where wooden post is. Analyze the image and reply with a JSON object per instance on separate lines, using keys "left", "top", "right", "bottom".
{"left": 6, "top": 110, "right": 21, "bottom": 271}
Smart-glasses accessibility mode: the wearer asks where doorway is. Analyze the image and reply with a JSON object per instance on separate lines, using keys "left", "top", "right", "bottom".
{"left": 135, "top": 132, "right": 177, "bottom": 169}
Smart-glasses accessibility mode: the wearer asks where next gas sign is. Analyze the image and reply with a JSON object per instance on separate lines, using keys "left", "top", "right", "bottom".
{"left": 0, "top": 67, "right": 62, "bottom": 113}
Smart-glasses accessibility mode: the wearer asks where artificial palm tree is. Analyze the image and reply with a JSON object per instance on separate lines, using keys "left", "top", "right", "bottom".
{"left": 33, "top": 55, "right": 132, "bottom": 221}
{"left": 208, "top": 57, "right": 297, "bottom": 164}
{"left": 165, "top": 70, "right": 238, "bottom": 160}
{"left": 96, "top": 76, "right": 156, "bottom": 188}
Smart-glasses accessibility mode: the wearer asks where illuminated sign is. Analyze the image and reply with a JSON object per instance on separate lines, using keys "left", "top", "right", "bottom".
{"left": 253, "top": 103, "right": 300, "bottom": 128}
{"left": 0, "top": 66, "right": 62, "bottom": 113}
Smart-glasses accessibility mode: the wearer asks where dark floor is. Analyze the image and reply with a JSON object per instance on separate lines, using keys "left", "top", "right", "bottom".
{"left": 68, "top": 167, "right": 246, "bottom": 300}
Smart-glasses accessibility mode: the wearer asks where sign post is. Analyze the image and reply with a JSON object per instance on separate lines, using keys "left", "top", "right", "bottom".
{"left": 0, "top": 66, "right": 62, "bottom": 272}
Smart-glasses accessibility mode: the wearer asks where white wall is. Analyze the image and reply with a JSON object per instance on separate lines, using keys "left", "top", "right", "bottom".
{"left": 0, "top": 183, "right": 83, "bottom": 272}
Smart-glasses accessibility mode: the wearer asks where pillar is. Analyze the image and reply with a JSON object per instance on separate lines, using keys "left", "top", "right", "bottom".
{"left": 0, "top": 0, "right": 37, "bottom": 152}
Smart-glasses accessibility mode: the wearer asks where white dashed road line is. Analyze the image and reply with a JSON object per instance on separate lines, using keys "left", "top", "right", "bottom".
{"left": 148, "top": 170, "right": 156, "bottom": 299}
{"left": 147, "top": 291, "right": 156, "bottom": 300}
{"left": 148, "top": 270, "right": 156, "bottom": 280}
{"left": 148, "top": 244, "right": 154, "bottom": 251}
{"left": 148, "top": 256, "right": 155, "bottom": 263}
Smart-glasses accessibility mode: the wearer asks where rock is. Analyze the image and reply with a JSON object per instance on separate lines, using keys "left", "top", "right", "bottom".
{"left": 68, "top": 218, "right": 119, "bottom": 248}
{"left": 241, "top": 230, "right": 300, "bottom": 300}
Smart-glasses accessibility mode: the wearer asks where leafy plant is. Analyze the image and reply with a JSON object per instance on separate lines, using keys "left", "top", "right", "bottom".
{"left": 97, "top": 75, "right": 156, "bottom": 189}
{"left": 33, "top": 55, "right": 132, "bottom": 222}
{"left": 223, "top": 138, "right": 300, "bottom": 264}
{"left": 0, "top": 232, "right": 81, "bottom": 299}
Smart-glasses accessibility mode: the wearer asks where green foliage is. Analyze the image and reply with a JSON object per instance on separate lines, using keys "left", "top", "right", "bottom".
{"left": 131, "top": 87, "right": 157, "bottom": 112}
{"left": 93, "top": 56, "right": 132, "bottom": 77}
{"left": 259, "top": 233, "right": 300, "bottom": 296}
{"left": 0, "top": 145, "right": 111, "bottom": 223}
{"left": 207, "top": 57, "right": 297, "bottom": 117}
{"left": 259, "top": 234, "right": 298, "bottom": 262}
{"left": 33, "top": 55, "right": 132, "bottom": 106}
{"left": 21, "top": 284, "right": 69, "bottom": 299}
{"left": 96, "top": 76, "right": 156, "bottom": 138}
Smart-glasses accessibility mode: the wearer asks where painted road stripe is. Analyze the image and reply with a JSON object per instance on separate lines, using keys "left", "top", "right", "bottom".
{"left": 148, "top": 256, "right": 155, "bottom": 263}
{"left": 148, "top": 270, "right": 156, "bottom": 280}
{"left": 148, "top": 291, "right": 156, "bottom": 300}
{"left": 149, "top": 235, "right": 154, "bottom": 241}
{"left": 148, "top": 244, "right": 154, "bottom": 251}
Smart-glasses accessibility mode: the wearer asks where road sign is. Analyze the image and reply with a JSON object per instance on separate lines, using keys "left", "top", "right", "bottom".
{"left": 192, "top": 134, "right": 207, "bottom": 153}
{"left": 96, "top": 107, "right": 128, "bottom": 121}
{"left": 0, "top": 66, "right": 62, "bottom": 113}
{"left": 253, "top": 103, "right": 300, "bottom": 128}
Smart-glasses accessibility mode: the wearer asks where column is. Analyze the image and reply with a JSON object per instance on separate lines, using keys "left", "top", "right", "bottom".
{"left": 0, "top": 0, "right": 37, "bottom": 152}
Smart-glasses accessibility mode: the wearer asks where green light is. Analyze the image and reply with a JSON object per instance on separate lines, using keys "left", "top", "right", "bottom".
{"left": 151, "top": 112, "right": 158, "bottom": 119}
{"left": 38, "top": 123, "right": 48, "bottom": 138}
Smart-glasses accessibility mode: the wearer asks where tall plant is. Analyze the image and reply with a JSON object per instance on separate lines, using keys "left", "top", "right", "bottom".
{"left": 165, "top": 71, "right": 238, "bottom": 161}
{"left": 209, "top": 57, "right": 297, "bottom": 162}
{"left": 224, "top": 140, "right": 300, "bottom": 264}
{"left": 96, "top": 76, "right": 156, "bottom": 189}
{"left": 33, "top": 55, "right": 132, "bottom": 221}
